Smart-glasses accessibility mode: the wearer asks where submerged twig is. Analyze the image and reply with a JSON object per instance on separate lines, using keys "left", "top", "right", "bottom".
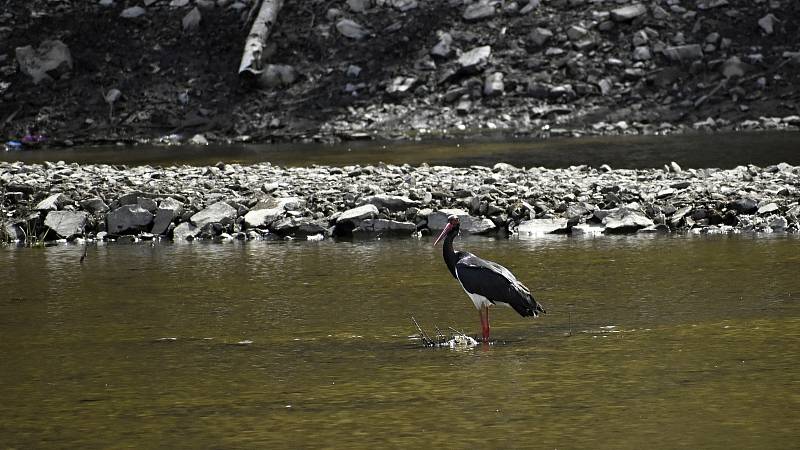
{"left": 411, "top": 316, "right": 435, "bottom": 347}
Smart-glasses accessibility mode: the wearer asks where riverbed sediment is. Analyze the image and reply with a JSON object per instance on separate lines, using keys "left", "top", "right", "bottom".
{"left": 2, "top": 159, "right": 798, "bottom": 243}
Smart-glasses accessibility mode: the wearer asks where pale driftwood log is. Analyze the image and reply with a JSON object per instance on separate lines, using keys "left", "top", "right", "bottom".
{"left": 239, "top": 0, "right": 284, "bottom": 75}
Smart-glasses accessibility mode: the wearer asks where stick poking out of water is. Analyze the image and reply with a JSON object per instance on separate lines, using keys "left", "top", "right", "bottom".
{"left": 411, "top": 316, "right": 435, "bottom": 347}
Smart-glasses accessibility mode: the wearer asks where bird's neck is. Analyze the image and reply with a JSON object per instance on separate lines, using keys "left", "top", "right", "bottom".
{"left": 442, "top": 231, "right": 459, "bottom": 280}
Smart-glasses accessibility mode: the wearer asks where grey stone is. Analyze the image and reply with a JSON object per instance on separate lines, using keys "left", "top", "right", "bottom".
{"left": 458, "top": 46, "right": 491, "bottom": 71}
{"left": 44, "top": 211, "right": 87, "bottom": 239}
{"left": 173, "top": 222, "right": 198, "bottom": 241}
{"left": 769, "top": 216, "right": 787, "bottom": 230}
{"left": 427, "top": 209, "right": 470, "bottom": 230}
{"left": 757, "top": 202, "right": 779, "bottom": 215}
{"left": 463, "top": 2, "right": 495, "bottom": 21}
{"left": 520, "top": 0, "right": 541, "bottom": 14}
{"left": 483, "top": 72, "right": 504, "bottom": 96}
{"left": 259, "top": 64, "right": 297, "bottom": 88}
{"left": 469, "top": 218, "right": 496, "bottom": 234}
{"left": 566, "top": 25, "right": 588, "bottom": 41}
{"left": 603, "top": 208, "right": 654, "bottom": 233}
{"left": 35, "top": 193, "right": 65, "bottom": 211}
{"left": 190, "top": 201, "right": 237, "bottom": 227}
{"left": 120, "top": 6, "right": 146, "bottom": 18}
{"left": 151, "top": 199, "right": 184, "bottom": 235}
{"left": 431, "top": 32, "right": 453, "bottom": 58}
{"left": 347, "top": 0, "right": 371, "bottom": 12}
{"left": 244, "top": 207, "right": 283, "bottom": 228}
{"left": 722, "top": 56, "right": 747, "bottom": 79}
{"left": 517, "top": 218, "right": 570, "bottom": 236}
{"left": 610, "top": 3, "right": 647, "bottom": 22}
{"left": 4, "top": 223, "right": 25, "bottom": 241}
{"left": 137, "top": 197, "right": 158, "bottom": 213}
{"left": 529, "top": 27, "right": 553, "bottom": 46}
{"left": 391, "top": 0, "right": 417, "bottom": 11}
{"left": 356, "top": 219, "right": 417, "bottom": 233}
{"left": 336, "top": 19, "right": 370, "bottom": 40}
{"left": 362, "top": 195, "right": 417, "bottom": 211}
{"left": 337, "top": 204, "right": 379, "bottom": 223}
{"left": 182, "top": 7, "right": 202, "bottom": 31}
{"left": 386, "top": 76, "right": 418, "bottom": 96}
{"left": 427, "top": 210, "right": 491, "bottom": 234}
{"left": 107, "top": 205, "right": 154, "bottom": 234}
{"left": 663, "top": 45, "right": 704, "bottom": 61}
{"left": 81, "top": 198, "right": 109, "bottom": 214}
{"left": 632, "top": 46, "right": 651, "bottom": 61}
{"left": 758, "top": 14, "right": 776, "bottom": 35}
{"left": 151, "top": 208, "right": 178, "bottom": 235}
{"left": 15, "top": 40, "right": 73, "bottom": 84}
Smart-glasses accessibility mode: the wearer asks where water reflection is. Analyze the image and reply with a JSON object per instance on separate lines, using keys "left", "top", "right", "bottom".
{"left": 3, "top": 131, "right": 800, "bottom": 168}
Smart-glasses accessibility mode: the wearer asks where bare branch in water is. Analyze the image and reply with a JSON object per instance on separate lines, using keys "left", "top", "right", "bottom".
{"left": 411, "top": 316, "right": 435, "bottom": 347}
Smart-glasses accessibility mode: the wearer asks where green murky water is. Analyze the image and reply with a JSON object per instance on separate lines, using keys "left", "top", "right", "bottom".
{"left": 1, "top": 234, "right": 798, "bottom": 448}
{"left": 3, "top": 131, "right": 800, "bottom": 168}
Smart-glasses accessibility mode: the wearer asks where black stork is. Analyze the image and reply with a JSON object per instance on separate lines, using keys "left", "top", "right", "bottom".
{"left": 434, "top": 215, "right": 545, "bottom": 342}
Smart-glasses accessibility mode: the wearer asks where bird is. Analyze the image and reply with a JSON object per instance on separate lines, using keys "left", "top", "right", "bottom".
{"left": 434, "top": 215, "right": 545, "bottom": 342}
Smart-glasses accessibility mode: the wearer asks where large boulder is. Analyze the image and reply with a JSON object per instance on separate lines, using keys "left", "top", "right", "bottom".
{"left": 244, "top": 207, "right": 283, "bottom": 228}
{"left": 151, "top": 198, "right": 185, "bottom": 236}
{"left": 337, "top": 204, "right": 378, "bottom": 224}
{"left": 107, "top": 205, "right": 154, "bottom": 234}
{"left": 15, "top": 40, "right": 73, "bottom": 84}
{"left": 190, "top": 201, "right": 237, "bottom": 228}
{"left": 603, "top": 208, "right": 654, "bottom": 233}
{"left": 44, "top": 211, "right": 87, "bottom": 239}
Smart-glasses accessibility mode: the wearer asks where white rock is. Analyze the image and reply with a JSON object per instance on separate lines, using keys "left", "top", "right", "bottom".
{"left": 120, "top": 6, "right": 146, "bottom": 18}
{"left": 517, "top": 218, "right": 569, "bottom": 236}
{"left": 182, "top": 7, "right": 202, "bottom": 31}
{"left": 190, "top": 201, "right": 237, "bottom": 227}
{"left": 337, "top": 204, "right": 378, "bottom": 223}
{"left": 15, "top": 40, "right": 73, "bottom": 84}
{"left": 336, "top": 19, "right": 369, "bottom": 40}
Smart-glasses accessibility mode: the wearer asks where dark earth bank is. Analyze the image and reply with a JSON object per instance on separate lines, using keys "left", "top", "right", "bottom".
{"left": 1, "top": 0, "right": 799, "bottom": 147}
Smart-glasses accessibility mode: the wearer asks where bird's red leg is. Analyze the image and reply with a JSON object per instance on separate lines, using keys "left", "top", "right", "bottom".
{"left": 478, "top": 307, "right": 487, "bottom": 342}
{"left": 480, "top": 305, "right": 490, "bottom": 342}
{"left": 484, "top": 306, "right": 491, "bottom": 342}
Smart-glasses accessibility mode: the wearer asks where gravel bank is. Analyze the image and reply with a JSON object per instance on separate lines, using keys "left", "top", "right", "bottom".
{"left": 2, "top": 160, "right": 798, "bottom": 243}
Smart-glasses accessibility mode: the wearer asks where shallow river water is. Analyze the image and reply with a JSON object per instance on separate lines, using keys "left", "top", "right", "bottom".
{"left": 2, "top": 234, "right": 799, "bottom": 448}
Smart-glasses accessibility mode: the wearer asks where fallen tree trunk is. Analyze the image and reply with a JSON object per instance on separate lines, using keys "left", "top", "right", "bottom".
{"left": 239, "top": 0, "right": 284, "bottom": 76}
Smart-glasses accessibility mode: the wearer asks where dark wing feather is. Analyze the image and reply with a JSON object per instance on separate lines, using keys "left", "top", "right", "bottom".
{"left": 456, "top": 254, "right": 546, "bottom": 317}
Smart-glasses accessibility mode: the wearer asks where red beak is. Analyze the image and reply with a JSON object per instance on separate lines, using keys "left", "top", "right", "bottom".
{"left": 433, "top": 223, "right": 453, "bottom": 246}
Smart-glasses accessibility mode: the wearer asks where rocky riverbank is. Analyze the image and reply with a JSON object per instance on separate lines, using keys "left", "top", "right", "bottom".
{"left": 1, "top": 0, "right": 799, "bottom": 146}
{"left": 2, "top": 159, "right": 798, "bottom": 243}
